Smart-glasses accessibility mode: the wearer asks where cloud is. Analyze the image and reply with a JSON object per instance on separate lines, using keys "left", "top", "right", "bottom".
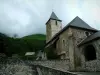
{"left": 0, "top": 0, "right": 100, "bottom": 37}
{"left": 77, "top": 0, "right": 100, "bottom": 29}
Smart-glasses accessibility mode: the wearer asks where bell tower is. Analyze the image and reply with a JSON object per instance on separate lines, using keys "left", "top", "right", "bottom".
{"left": 46, "top": 12, "right": 62, "bottom": 43}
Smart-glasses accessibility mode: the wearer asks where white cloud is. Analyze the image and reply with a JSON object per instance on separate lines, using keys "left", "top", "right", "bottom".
{"left": 79, "top": 0, "right": 100, "bottom": 29}
{"left": 0, "top": 0, "right": 100, "bottom": 37}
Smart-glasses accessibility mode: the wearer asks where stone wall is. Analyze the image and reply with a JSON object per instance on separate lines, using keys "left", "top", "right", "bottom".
{"left": 45, "top": 27, "right": 100, "bottom": 71}
{"left": 46, "top": 19, "right": 62, "bottom": 43}
{"left": 78, "top": 39, "right": 100, "bottom": 71}
{"left": 71, "top": 28, "right": 95, "bottom": 69}
{"left": 72, "top": 28, "right": 94, "bottom": 46}
{"left": 46, "top": 22, "right": 51, "bottom": 42}
{"left": 50, "top": 19, "right": 62, "bottom": 38}
{"left": 85, "top": 60, "right": 100, "bottom": 71}
{"left": 35, "top": 65, "right": 77, "bottom": 75}
{"left": 32, "top": 59, "right": 70, "bottom": 72}
{"left": 1, "top": 56, "right": 100, "bottom": 75}
{"left": 58, "top": 27, "right": 75, "bottom": 70}
{"left": 0, "top": 57, "right": 78, "bottom": 75}
{"left": 0, "top": 57, "right": 35, "bottom": 75}
{"left": 58, "top": 27, "right": 70, "bottom": 56}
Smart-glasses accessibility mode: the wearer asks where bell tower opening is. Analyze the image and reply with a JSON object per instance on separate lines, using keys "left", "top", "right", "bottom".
{"left": 84, "top": 44, "right": 96, "bottom": 61}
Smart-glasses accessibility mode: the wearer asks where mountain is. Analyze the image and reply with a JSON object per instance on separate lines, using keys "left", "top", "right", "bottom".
{"left": 23, "top": 34, "right": 46, "bottom": 40}
{"left": 0, "top": 33, "right": 46, "bottom": 58}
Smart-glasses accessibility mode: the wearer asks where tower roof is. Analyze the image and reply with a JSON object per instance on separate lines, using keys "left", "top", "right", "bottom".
{"left": 46, "top": 12, "right": 62, "bottom": 24}
{"left": 50, "top": 12, "right": 61, "bottom": 21}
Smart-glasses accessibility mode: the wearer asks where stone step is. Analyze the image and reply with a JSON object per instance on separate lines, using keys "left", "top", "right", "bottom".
{"left": 75, "top": 72, "right": 100, "bottom": 75}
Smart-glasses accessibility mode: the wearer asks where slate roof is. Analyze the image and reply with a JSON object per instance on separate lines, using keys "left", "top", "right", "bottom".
{"left": 45, "top": 16, "right": 98, "bottom": 47}
{"left": 50, "top": 12, "right": 61, "bottom": 20}
{"left": 79, "top": 31, "right": 100, "bottom": 46}
{"left": 46, "top": 12, "right": 62, "bottom": 24}
{"left": 68, "top": 16, "right": 97, "bottom": 31}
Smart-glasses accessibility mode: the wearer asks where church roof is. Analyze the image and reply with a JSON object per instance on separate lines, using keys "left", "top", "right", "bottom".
{"left": 45, "top": 16, "right": 98, "bottom": 47}
{"left": 67, "top": 16, "right": 97, "bottom": 31}
{"left": 79, "top": 31, "right": 100, "bottom": 46}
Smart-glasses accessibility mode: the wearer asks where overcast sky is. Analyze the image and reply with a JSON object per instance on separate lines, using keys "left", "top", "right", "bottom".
{"left": 0, "top": 0, "right": 100, "bottom": 37}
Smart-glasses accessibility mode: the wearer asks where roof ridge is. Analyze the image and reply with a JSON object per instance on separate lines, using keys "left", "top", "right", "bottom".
{"left": 67, "top": 16, "right": 79, "bottom": 26}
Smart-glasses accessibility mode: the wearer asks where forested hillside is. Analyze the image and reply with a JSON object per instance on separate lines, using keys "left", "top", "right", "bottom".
{"left": 0, "top": 33, "right": 46, "bottom": 58}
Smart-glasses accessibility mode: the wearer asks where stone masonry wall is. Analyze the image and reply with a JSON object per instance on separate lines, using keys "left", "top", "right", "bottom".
{"left": 84, "top": 39, "right": 100, "bottom": 71}
{"left": 58, "top": 27, "right": 70, "bottom": 56}
{"left": 32, "top": 59, "right": 70, "bottom": 72}
{"left": 46, "top": 22, "right": 51, "bottom": 43}
{"left": 34, "top": 65, "right": 77, "bottom": 75}
{"left": 71, "top": 28, "right": 95, "bottom": 69}
{"left": 79, "top": 39, "right": 100, "bottom": 71}
{"left": 58, "top": 27, "right": 75, "bottom": 70}
{"left": 51, "top": 20, "right": 62, "bottom": 38}
{"left": 46, "top": 19, "right": 62, "bottom": 43}
{"left": 0, "top": 57, "right": 77, "bottom": 75}
{"left": 85, "top": 60, "right": 100, "bottom": 71}
{"left": 0, "top": 57, "right": 35, "bottom": 75}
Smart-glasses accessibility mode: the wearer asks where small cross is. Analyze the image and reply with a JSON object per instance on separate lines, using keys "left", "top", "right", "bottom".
{"left": 52, "top": 8, "right": 54, "bottom": 12}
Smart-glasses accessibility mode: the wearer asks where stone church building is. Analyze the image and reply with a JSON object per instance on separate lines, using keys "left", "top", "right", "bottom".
{"left": 45, "top": 12, "right": 100, "bottom": 71}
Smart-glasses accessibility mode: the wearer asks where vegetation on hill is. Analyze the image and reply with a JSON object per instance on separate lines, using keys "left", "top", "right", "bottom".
{"left": 23, "top": 34, "right": 46, "bottom": 40}
{"left": 0, "top": 33, "right": 46, "bottom": 59}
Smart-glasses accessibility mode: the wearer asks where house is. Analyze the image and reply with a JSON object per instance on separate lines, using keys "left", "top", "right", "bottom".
{"left": 36, "top": 50, "right": 47, "bottom": 60}
{"left": 45, "top": 12, "right": 100, "bottom": 71}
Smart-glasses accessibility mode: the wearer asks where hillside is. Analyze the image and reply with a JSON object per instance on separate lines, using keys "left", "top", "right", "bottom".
{"left": 0, "top": 33, "right": 46, "bottom": 58}
{"left": 23, "top": 34, "right": 46, "bottom": 40}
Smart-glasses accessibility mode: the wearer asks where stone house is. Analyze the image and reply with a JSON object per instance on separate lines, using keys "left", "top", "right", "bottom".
{"left": 45, "top": 12, "right": 100, "bottom": 71}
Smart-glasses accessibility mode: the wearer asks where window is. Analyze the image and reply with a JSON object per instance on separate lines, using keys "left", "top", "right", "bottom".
{"left": 61, "top": 54, "right": 66, "bottom": 59}
{"left": 54, "top": 42, "right": 56, "bottom": 48}
{"left": 63, "top": 40, "right": 65, "bottom": 46}
{"left": 56, "top": 21, "right": 57, "bottom": 25}
{"left": 85, "top": 31, "right": 90, "bottom": 37}
{"left": 84, "top": 45, "right": 96, "bottom": 61}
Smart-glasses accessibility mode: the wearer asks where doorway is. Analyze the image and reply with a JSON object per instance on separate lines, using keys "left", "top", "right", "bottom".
{"left": 84, "top": 44, "right": 96, "bottom": 61}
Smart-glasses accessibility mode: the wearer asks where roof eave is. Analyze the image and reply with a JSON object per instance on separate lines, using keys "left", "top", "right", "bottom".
{"left": 78, "top": 37, "right": 100, "bottom": 47}
{"left": 46, "top": 18, "right": 62, "bottom": 25}
{"left": 70, "top": 26, "right": 98, "bottom": 32}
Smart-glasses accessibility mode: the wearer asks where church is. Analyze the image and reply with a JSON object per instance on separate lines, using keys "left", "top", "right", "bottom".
{"left": 44, "top": 12, "right": 100, "bottom": 71}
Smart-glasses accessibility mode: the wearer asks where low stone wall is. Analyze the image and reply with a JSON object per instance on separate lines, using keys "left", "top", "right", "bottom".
{"left": 0, "top": 58, "right": 76, "bottom": 75}
{"left": 84, "top": 60, "right": 100, "bottom": 71}
{"left": 1, "top": 57, "right": 100, "bottom": 75}
{"left": 32, "top": 59, "right": 70, "bottom": 72}
{"left": 75, "top": 60, "right": 100, "bottom": 72}
{"left": 0, "top": 57, "right": 36, "bottom": 75}
{"left": 34, "top": 65, "right": 77, "bottom": 75}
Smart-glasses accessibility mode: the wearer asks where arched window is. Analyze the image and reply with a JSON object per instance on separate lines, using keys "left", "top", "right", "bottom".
{"left": 84, "top": 45, "right": 96, "bottom": 61}
{"left": 85, "top": 31, "right": 90, "bottom": 37}
{"left": 56, "top": 20, "right": 57, "bottom": 25}
{"left": 63, "top": 40, "right": 65, "bottom": 46}
{"left": 54, "top": 42, "right": 56, "bottom": 48}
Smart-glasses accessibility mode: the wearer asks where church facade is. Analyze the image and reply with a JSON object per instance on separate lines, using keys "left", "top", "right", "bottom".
{"left": 45, "top": 12, "right": 100, "bottom": 71}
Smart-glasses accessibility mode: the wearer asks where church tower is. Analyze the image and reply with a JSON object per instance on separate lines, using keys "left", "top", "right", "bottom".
{"left": 46, "top": 12, "right": 62, "bottom": 42}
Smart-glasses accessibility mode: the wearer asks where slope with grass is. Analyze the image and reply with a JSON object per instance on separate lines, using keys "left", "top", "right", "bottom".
{"left": 0, "top": 33, "right": 46, "bottom": 58}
